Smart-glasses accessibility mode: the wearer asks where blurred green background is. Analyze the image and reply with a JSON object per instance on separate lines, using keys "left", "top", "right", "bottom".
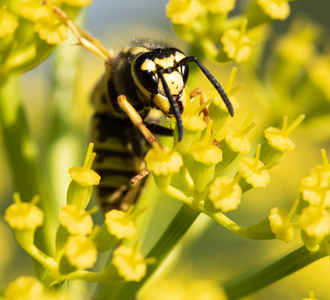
{"left": 1, "top": 0, "right": 330, "bottom": 299}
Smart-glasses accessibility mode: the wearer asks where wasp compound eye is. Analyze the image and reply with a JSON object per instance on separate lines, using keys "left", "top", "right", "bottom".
{"left": 132, "top": 53, "right": 158, "bottom": 94}
{"left": 178, "top": 61, "right": 189, "bottom": 84}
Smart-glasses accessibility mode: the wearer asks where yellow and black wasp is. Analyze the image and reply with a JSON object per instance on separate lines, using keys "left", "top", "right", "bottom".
{"left": 54, "top": 7, "right": 234, "bottom": 213}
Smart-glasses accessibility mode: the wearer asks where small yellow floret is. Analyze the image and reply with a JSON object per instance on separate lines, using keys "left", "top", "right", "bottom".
{"left": 264, "top": 115, "right": 305, "bottom": 152}
{"left": 299, "top": 206, "right": 330, "bottom": 239}
{"left": 208, "top": 176, "right": 241, "bottom": 211}
{"left": 145, "top": 147, "right": 183, "bottom": 176}
{"left": 105, "top": 209, "right": 136, "bottom": 239}
{"left": 69, "top": 166, "right": 101, "bottom": 186}
{"left": 59, "top": 205, "right": 94, "bottom": 235}
{"left": 302, "top": 289, "right": 318, "bottom": 300}
{"left": 300, "top": 172, "right": 330, "bottom": 207}
{"left": 17, "top": 1, "right": 68, "bottom": 44}
{"left": 309, "top": 56, "right": 330, "bottom": 100}
{"left": 0, "top": 7, "right": 19, "bottom": 38}
{"left": 65, "top": 235, "right": 97, "bottom": 269}
{"left": 238, "top": 157, "right": 270, "bottom": 188}
{"left": 5, "top": 276, "right": 45, "bottom": 300}
{"left": 190, "top": 142, "right": 222, "bottom": 165}
{"left": 225, "top": 112, "right": 255, "bottom": 153}
{"left": 269, "top": 207, "right": 294, "bottom": 243}
{"left": 112, "top": 244, "right": 151, "bottom": 282}
{"left": 198, "top": 0, "right": 236, "bottom": 13}
{"left": 257, "top": 0, "right": 291, "bottom": 20}
{"left": 276, "top": 20, "right": 319, "bottom": 66}
{"left": 166, "top": 0, "right": 204, "bottom": 25}
{"left": 221, "top": 19, "right": 255, "bottom": 63}
{"left": 4, "top": 194, "right": 44, "bottom": 231}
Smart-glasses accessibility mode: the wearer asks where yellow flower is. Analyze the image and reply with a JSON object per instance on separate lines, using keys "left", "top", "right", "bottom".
{"left": 276, "top": 20, "right": 319, "bottom": 66}
{"left": 68, "top": 166, "right": 100, "bottom": 186}
{"left": 17, "top": 0, "right": 68, "bottom": 44}
{"left": 5, "top": 276, "right": 45, "bottom": 300}
{"left": 302, "top": 289, "right": 318, "bottom": 300}
{"left": 257, "top": 0, "right": 291, "bottom": 20}
{"left": 237, "top": 145, "right": 270, "bottom": 188}
{"left": 309, "top": 55, "right": 330, "bottom": 100}
{"left": 181, "top": 88, "right": 207, "bottom": 131}
{"left": 300, "top": 149, "right": 330, "bottom": 207}
{"left": 59, "top": 205, "right": 94, "bottom": 235}
{"left": 112, "top": 244, "right": 153, "bottom": 282}
{"left": 4, "top": 193, "right": 44, "bottom": 231}
{"left": 105, "top": 209, "right": 136, "bottom": 239}
{"left": 264, "top": 115, "right": 305, "bottom": 152}
{"left": 221, "top": 19, "right": 255, "bottom": 63}
{"left": 145, "top": 147, "right": 183, "bottom": 176}
{"left": 0, "top": 7, "right": 19, "bottom": 38}
{"left": 65, "top": 235, "right": 97, "bottom": 269}
{"left": 224, "top": 111, "right": 255, "bottom": 153}
{"left": 269, "top": 207, "right": 294, "bottom": 243}
{"left": 198, "top": 0, "right": 236, "bottom": 13}
{"left": 190, "top": 142, "right": 223, "bottom": 165}
{"left": 166, "top": 0, "right": 205, "bottom": 25}
{"left": 299, "top": 206, "right": 330, "bottom": 239}
{"left": 208, "top": 176, "right": 242, "bottom": 212}
{"left": 300, "top": 171, "right": 330, "bottom": 207}
{"left": 16, "top": 0, "right": 52, "bottom": 21}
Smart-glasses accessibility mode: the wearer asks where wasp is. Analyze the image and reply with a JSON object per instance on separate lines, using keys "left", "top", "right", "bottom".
{"left": 53, "top": 7, "right": 234, "bottom": 213}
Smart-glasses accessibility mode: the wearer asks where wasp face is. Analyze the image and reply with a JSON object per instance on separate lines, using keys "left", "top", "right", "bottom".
{"left": 132, "top": 48, "right": 189, "bottom": 117}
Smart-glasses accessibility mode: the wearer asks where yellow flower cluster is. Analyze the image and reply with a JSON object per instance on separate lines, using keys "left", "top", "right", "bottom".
{"left": 16, "top": 0, "right": 90, "bottom": 44}
{"left": 4, "top": 144, "right": 151, "bottom": 289}
{"left": 145, "top": 70, "right": 302, "bottom": 235}
{"left": 269, "top": 150, "right": 330, "bottom": 250}
{"left": 166, "top": 0, "right": 293, "bottom": 64}
{"left": 0, "top": 0, "right": 91, "bottom": 76}
{"left": 298, "top": 149, "right": 330, "bottom": 252}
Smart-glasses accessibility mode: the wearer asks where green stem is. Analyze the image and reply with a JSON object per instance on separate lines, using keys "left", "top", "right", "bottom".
{"left": 222, "top": 246, "right": 328, "bottom": 300}
{"left": 98, "top": 204, "right": 200, "bottom": 300}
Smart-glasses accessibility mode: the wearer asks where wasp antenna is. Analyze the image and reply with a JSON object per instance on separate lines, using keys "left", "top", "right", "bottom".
{"left": 177, "top": 57, "right": 234, "bottom": 117}
{"left": 157, "top": 70, "right": 184, "bottom": 142}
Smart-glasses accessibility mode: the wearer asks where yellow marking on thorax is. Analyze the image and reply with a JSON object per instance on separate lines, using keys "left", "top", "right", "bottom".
{"left": 129, "top": 46, "right": 149, "bottom": 55}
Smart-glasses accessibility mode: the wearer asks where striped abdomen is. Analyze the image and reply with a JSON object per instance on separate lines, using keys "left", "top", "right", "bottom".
{"left": 90, "top": 76, "right": 148, "bottom": 213}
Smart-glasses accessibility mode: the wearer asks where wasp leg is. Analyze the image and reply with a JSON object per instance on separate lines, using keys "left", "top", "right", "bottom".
{"left": 50, "top": 3, "right": 112, "bottom": 62}
{"left": 131, "top": 169, "right": 151, "bottom": 185}
{"left": 117, "top": 95, "right": 163, "bottom": 150}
